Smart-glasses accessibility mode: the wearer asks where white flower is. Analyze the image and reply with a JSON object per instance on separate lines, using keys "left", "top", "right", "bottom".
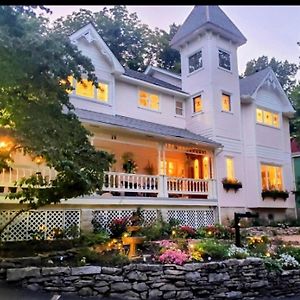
{"left": 227, "top": 244, "right": 249, "bottom": 258}
{"left": 278, "top": 253, "right": 300, "bottom": 269}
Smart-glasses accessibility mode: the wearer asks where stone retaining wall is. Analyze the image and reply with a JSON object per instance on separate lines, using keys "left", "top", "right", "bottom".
{"left": 1, "top": 257, "right": 300, "bottom": 299}
{"left": 242, "top": 226, "right": 300, "bottom": 237}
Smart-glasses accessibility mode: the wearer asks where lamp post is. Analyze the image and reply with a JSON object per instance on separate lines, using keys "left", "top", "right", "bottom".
{"left": 234, "top": 212, "right": 259, "bottom": 247}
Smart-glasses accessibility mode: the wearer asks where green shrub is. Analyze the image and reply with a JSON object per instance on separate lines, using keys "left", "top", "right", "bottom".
{"left": 80, "top": 231, "right": 110, "bottom": 246}
{"left": 194, "top": 239, "right": 229, "bottom": 260}
{"left": 263, "top": 257, "right": 283, "bottom": 273}
{"left": 196, "top": 224, "right": 234, "bottom": 240}
{"left": 277, "top": 245, "right": 300, "bottom": 263}
{"left": 246, "top": 235, "right": 269, "bottom": 256}
{"left": 76, "top": 248, "right": 129, "bottom": 266}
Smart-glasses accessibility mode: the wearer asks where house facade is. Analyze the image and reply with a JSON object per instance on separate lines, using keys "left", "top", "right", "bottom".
{"left": 0, "top": 6, "right": 296, "bottom": 239}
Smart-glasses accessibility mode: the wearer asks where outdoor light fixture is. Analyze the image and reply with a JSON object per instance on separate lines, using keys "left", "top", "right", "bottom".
{"left": 0, "top": 136, "right": 14, "bottom": 153}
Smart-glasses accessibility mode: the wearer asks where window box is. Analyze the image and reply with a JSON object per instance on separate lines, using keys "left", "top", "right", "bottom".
{"left": 261, "top": 189, "right": 289, "bottom": 201}
{"left": 222, "top": 178, "right": 242, "bottom": 192}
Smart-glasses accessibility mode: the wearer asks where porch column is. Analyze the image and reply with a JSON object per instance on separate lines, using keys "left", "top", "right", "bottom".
{"left": 158, "top": 142, "right": 167, "bottom": 197}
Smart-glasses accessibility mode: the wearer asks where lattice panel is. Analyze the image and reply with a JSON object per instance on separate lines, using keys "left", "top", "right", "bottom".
{"left": 0, "top": 210, "right": 80, "bottom": 241}
{"left": 166, "top": 209, "right": 216, "bottom": 228}
{"left": 92, "top": 209, "right": 158, "bottom": 232}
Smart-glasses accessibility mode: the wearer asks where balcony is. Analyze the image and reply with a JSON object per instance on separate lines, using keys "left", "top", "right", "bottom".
{"left": 0, "top": 168, "right": 217, "bottom": 200}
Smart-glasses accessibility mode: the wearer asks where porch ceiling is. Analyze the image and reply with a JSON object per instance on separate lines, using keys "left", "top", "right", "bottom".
{"left": 75, "top": 108, "right": 222, "bottom": 148}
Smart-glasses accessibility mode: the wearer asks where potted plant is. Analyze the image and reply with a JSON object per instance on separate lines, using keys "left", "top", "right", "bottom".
{"left": 222, "top": 177, "right": 242, "bottom": 192}
{"left": 122, "top": 152, "right": 138, "bottom": 174}
{"left": 261, "top": 189, "right": 289, "bottom": 201}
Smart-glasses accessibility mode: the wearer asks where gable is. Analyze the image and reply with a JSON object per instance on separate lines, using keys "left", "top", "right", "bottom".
{"left": 69, "top": 23, "right": 124, "bottom": 75}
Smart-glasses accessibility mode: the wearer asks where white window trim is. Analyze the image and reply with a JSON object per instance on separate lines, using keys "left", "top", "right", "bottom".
{"left": 70, "top": 76, "right": 112, "bottom": 106}
{"left": 188, "top": 48, "right": 204, "bottom": 75}
{"left": 217, "top": 48, "right": 232, "bottom": 72}
{"left": 174, "top": 100, "right": 185, "bottom": 118}
{"left": 260, "top": 162, "right": 284, "bottom": 190}
{"left": 221, "top": 90, "right": 233, "bottom": 113}
{"left": 137, "top": 88, "right": 161, "bottom": 113}
{"left": 256, "top": 106, "right": 281, "bottom": 129}
{"left": 191, "top": 92, "right": 204, "bottom": 116}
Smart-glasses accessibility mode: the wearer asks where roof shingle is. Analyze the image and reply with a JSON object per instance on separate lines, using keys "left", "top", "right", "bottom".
{"left": 75, "top": 108, "right": 221, "bottom": 147}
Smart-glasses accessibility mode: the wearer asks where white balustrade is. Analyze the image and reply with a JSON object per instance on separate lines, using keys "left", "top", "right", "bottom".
{"left": 167, "top": 176, "right": 210, "bottom": 195}
{"left": 103, "top": 172, "right": 159, "bottom": 194}
{"left": 0, "top": 167, "right": 57, "bottom": 190}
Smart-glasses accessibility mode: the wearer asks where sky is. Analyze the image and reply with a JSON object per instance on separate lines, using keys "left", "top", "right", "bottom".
{"left": 46, "top": 5, "right": 300, "bottom": 80}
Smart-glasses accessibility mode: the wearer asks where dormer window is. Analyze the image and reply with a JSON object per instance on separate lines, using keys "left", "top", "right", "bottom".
{"left": 188, "top": 50, "right": 203, "bottom": 73}
{"left": 218, "top": 49, "right": 231, "bottom": 71}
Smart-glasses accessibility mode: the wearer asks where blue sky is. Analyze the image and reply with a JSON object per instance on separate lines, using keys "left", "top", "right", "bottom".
{"left": 47, "top": 5, "right": 300, "bottom": 80}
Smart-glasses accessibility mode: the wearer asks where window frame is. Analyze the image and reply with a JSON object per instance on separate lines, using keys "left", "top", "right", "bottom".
{"left": 218, "top": 48, "right": 231, "bottom": 72}
{"left": 225, "top": 156, "right": 235, "bottom": 180}
{"left": 138, "top": 89, "right": 161, "bottom": 112}
{"left": 256, "top": 106, "right": 280, "bottom": 129}
{"left": 221, "top": 92, "right": 232, "bottom": 113}
{"left": 70, "top": 76, "right": 111, "bottom": 105}
{"left": 260, "top": 163, "right": 284, "bottom": 190}
{"left": 192, "top": 93, "right": 203, "bottom": 115}
{"left": 175, "top": 100, "right": 184, "bottom": 117}
{"left": 188, "top": 48, "right": 203, "bottom": 75}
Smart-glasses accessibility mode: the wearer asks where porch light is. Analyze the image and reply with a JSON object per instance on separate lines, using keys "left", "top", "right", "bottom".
{"left": 33, "top": 155, "right": 44, "bottom": 165}
{"left": 0, "top": 136, "right": 14, "bottom": 152}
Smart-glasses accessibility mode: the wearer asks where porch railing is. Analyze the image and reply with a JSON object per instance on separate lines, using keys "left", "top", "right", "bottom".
{"left": 167, "top": 177, "right": 209, "bottom": 195}
{"left": 103, "top": 172, "right": 159, "bottom": 194}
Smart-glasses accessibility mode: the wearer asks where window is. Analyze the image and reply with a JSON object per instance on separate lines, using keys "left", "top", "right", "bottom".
{"left": 256, "top": 108, "right": 280, "bottom": 128}
{"left": 226, "top": 157, "right": 234, "bottom": 180}
{"left": 261, "top": 164, "right": 283, "bottom": 190}
{"left": 138, "top": 90, "right": 160, "bottom": 111}
{"left": 221, "top": 93, "right": 231, "bottom": 112}
{"left": 193, "top": 95, "right": 203, "bottom": 113}
{"left": 188, "top": 50, "right": 203, "bottom": 73}
{"left": 69, "top": 77, "right": 109, "bottom": 103}
{"left": 97, "top": 83, "right": 109, "bottom": 102}
{"left": 218, "top": 49, "right": 231, "bottom": 71}
{"left": 175, "top": 101, "right": 184, "bottom": 116}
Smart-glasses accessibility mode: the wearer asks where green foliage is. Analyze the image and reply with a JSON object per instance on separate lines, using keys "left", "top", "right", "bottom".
{"left": 79, "top": 231, "right": 110, "bottom": 247}
{"left": 196, "top": 224, "right": 234, "bottom": 240}
{"left": 277, "top": 245, "right": 300, "bottom": 263}
{"left": 194, "top": 239, "right": 229, "bottom": 260}
{"left": 290, "top": 84, "right": 300, "bottom": 137}
{"left": 246, "top": 236, "right": 269, "bottom": 256}
{"left": 52, "top": 6, "right": 181, "bottom": 73}
{"left": 76, "top": 247, "right": 129, "bottom": 266}
{"left": 263, "top": 257, "right": 283, "bottom": 273}
{"left": 0, "top": 6, "right": 114, "bottom": 216}
{"left": 109, "top": 217, "right": 129, "bottom": 238}
{"left": 243, "top": 55, "right": 298, "bottom": 94}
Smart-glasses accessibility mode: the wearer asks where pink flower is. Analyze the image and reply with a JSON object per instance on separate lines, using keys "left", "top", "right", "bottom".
{"left": 158, "top": 240, "right": 178, "bottom": 249}
{"left": 159, "top": 249, "right": 189, "bottom": 265}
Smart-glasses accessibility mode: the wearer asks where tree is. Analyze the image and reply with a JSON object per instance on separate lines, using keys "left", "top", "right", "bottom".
{"left": 0, "top": 6, "right": 114, "bottom": 233}
{"left": 52, "top": 6, "right": 155, "bottom": 71}
{"left": 289, "top": 84, "right": 300, "bottom": 136}
{"left": 52, "top": 6, "right": 181, "bottom": 73}
{"left": 243, "top": 55, "right": 299, "bottom": 94}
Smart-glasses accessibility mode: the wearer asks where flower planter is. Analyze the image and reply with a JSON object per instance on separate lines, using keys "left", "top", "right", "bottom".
{"left": 222, "top": 182, "right": 242, "bottom": 192}
{"left": 261, "top": 190, "right": 289, "bottom": 201}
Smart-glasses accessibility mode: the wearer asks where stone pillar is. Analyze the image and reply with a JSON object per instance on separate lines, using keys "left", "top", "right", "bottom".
{"left": 80, "top": 209, "right": 94, "bottom": 233}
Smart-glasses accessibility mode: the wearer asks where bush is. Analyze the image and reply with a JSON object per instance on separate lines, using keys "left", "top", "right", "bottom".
{"left": 76, "top": 248, "right": 130, "bottom": 266}
{"left": 263, "top": 257, "right": 283, "bottom": 272}
{"left": 278, "top": 253, "right": 300, "bottom": 269}
{"left": 110, "top": 217, "right": 129, "bottom": 238}
{"left": 277, "top": 245, "right": 300, "bottom": 263}
{"left": 194, "top": 239, "right": 229, "bottom": 260}
{"left": 174, "top": 226, "right": 197, "bottom": 239}
{"left": 246, "top": 235, "right": 269, "bottom": 256}
{"left": 80, "top": 231, "right": 110, "bottom": 247}
{"left": 227, "top": 244, "right": 249, "bottom": 259}
{"left": 158, "top": 249, "right": 189, "bottom": 265}
{"left": 196, "top": 224, "right": 234, "bottom": 240}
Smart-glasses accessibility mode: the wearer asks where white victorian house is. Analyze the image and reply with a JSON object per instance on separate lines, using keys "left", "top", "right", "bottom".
{"left": 0, "top": 6, "right": 296, "bottom": 239}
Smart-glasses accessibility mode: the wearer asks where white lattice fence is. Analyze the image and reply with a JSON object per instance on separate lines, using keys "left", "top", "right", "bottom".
{"left": 92, "top": 209, "right": 158, "bottom": 233}
{"left": 166, "top": 209, "right": 216, "bottom": 228}
{"left": 0, "top": 210, "right": 80, "bottom": 241}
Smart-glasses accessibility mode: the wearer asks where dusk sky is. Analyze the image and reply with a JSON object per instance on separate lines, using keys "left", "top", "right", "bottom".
{"left": 47, "top": 5, "right": 300, "bottom": 80}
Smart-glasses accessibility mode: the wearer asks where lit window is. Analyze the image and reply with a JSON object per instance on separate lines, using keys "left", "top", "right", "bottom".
{"left": 257, "top": 107, "right": 280, "bottom": 128}
{"left": 175, "top": 101, "right": 183, "bottom": 116}
{"left": 261, "top": 164, "right": 283, "bottom": 190}
{"left": 188, "top": 50, "right": 203, "bottom": 73}
{"left": 221, "top": 93, "right": 231, "bottom": 112}
{"left": 226, "top": 157, "right": 234, "bottom": 180}
{"left": 97, "top": 83, "right": 109, "bottom": 102}
{"left": 256, "top": 108, "right": 263, "bottom": 123}
{"left": 138, "top": 90, "right": 159, "bottom": 111}
{"left": 193, "top": 95, "right": 202, "bottom": 113}
{"left": 76, "top": 79, "right": 94, "bottom": 98}
{"left": 218, "top": 49, "right": 231, "bottom": 71}
{"left": 60, "top": 76, "right": 73, "bottom": 94}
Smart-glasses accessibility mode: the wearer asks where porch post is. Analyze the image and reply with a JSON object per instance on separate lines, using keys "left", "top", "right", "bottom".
{"left": 158, "top": 143, "right": 168, "bottom": 197}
